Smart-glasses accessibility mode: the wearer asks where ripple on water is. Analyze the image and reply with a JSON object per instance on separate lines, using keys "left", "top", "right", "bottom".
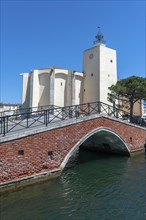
{"left": 0, "top": 152, "right": 146, "bottom": 220}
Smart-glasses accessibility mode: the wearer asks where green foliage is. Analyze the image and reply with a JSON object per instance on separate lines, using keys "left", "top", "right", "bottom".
{"left": 109, "top": 76, "right": 146, "bottom": 101}
{"left": 109, "top": 76, "right": 146, "bottom": 120}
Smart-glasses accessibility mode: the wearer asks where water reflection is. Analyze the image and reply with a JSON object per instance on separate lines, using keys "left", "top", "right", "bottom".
{"left": 0, "top": 150, "right": 145, "bottom": 220}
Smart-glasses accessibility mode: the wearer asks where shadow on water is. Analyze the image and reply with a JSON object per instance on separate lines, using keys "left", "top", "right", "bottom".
{"left": 65, "top": 145, "right": 129, "bottom": 170}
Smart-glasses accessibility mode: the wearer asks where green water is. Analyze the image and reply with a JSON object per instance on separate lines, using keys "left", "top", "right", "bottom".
{"left": 0, "top": 150, "right": 146, "bottom": 220}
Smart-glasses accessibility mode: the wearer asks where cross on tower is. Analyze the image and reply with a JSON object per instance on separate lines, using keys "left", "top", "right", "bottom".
{"left": 93, "top": 27, "right": 106, "bottom": 45}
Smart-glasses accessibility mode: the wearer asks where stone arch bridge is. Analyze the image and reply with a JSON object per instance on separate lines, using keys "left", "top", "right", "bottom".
{"left": 0, "top": 102, "right": 146, "bottom": 189}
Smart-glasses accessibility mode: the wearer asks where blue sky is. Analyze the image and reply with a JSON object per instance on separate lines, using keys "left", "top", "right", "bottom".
{"left": 1, "top": 0, "right": 145, "bottom": 104}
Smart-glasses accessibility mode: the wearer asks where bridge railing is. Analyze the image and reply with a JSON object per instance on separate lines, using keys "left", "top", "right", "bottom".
{"left": 0, "top": 102, "right": 145, "bottom": 136}
{"left": 0, "top": 104, "right": 60, "bottom": 117}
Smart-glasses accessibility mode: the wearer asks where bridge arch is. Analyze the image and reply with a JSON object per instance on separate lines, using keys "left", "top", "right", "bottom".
{"left": 60, "top": 127, "right": 130, "bottom": 169}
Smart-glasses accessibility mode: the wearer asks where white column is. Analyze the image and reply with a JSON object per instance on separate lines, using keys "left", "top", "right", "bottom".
{"left": 29, "top": 71, "right": 33, "bottom": 108}
{"left": 30, "top": 70, "right": 39, "bottom": 108}
{"left": 50, "top": 68, "right": 55, "bottom": 107}
{"left": 71, "top": 71, "right": 75, "bottom": 106}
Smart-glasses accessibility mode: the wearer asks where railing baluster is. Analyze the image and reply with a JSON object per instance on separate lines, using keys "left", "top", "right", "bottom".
{"left": 46, "top": 110, "right": 48, "bottom": 126}
{"left": 62, "top": 107, "right": 65, "bottom": 120}
{"left": 98, "top": 102, "right": 101, "bottom": 114}
{"left": 108, "top": 106, "right": 110, "bottom": 115}
{"left": 47, "top": 109, "right": 50, "bottom": 124}
{"left": 44, "top": 110, "right": 46, "bottom": 124}
{"left": 75, "top": 105, "right": 78, "bottom": 118}
{"left": 3, "top": 117, "right": 6, "bottom": 136}
{"left": 116, "top": 109, "right": 119, "bottom": 118}
{"left": 88, "top": 103, "right": 90, "bottom": 115}
{"left": 26, "top": 112, "right": 29, "bottom": 128}
{"left": 69, "top": 106, "right": 72, "bottom": 118}
{"left": 44, "top": 110, "right": 48, "bottom": 126}
{"left": 6, "top": 116, "right": 8, "bottom": 133}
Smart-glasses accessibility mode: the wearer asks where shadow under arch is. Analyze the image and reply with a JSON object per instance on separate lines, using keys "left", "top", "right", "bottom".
{"left": 60, "top": 127, "right": 130, "bottom": 170}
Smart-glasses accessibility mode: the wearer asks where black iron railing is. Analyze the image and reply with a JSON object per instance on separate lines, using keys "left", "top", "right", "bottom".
{"left": 0, "top": 102, "right": 145, "bottom": 136}
{"left": 0, "top": 104, "right": 60, "bottom": 117}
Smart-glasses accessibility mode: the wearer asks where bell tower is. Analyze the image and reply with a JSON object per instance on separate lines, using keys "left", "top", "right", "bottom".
{"left": 83, "top": 28, "right": 117, "bottom": 104}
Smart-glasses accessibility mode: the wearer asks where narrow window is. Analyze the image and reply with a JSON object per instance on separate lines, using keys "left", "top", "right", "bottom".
{"left": 91, "top": 73, "right": 93, "bottom": 77}
{"left": 61, "top": 82, "right": 62, "bottom": 86}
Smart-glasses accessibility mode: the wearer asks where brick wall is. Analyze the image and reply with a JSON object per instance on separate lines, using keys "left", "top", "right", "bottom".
{"left": 0, "top": 117, "right": 146, "bottom": 183}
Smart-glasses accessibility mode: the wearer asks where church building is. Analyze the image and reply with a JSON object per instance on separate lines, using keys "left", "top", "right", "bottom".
{"left": 21, "top": 29, "right": 117, "bottom": 109}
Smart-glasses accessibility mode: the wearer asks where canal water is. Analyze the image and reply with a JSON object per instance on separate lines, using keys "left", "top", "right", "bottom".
{"left": 0, "top": 150, "right": 146, "bottom": 220}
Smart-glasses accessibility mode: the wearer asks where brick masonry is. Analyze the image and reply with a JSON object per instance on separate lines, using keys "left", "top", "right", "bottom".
{"left": 0, "top": 116, "right": 146, "bottom": 184}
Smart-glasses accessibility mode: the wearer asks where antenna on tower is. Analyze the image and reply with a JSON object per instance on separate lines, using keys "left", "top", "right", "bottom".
{"left": 93, "top": 27, "right": 106, "bottom": 45}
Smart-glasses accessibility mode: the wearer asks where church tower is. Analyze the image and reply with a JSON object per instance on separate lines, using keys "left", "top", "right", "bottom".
{"left": 83, "top": 28, "right": 117, "bottom": 104}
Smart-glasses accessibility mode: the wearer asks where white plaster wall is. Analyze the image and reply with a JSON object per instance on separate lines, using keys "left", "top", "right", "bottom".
{"left": 39, "top": 73, "right": 50, "bottom": 107}
{"left": 75, "top": 74, "right": 83, "bottom": 105}
{"left": 21, "top": 73, "right": 30, "bottom": 108}
{"left": 21, "top": 67, "right": 83, "bottom": 109}
{"left": 54, "top": 71, "right": 68, "bottom": 107}
{"left": 66, "top": 70, "right": 72, "bottom": 106}
{"left": 99, "top": 46, "right": 117, "bottom": 104}
{"left": 31, "top": 70, "right": 39, "bottom": 108}
{"left": 83, "top": 46, "right": 100, "bottom": 103}
{"left": 54, "top": 69, "right": 84, "bottom": 107}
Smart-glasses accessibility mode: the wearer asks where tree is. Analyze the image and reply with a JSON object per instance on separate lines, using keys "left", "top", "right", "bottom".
{"left": 109, "top": 76, "right": 146, "bottom": 122}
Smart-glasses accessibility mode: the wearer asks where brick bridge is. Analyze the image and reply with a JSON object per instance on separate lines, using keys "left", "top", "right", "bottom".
{"left": 0, "top": 102, "right": 146, "bottom": 189}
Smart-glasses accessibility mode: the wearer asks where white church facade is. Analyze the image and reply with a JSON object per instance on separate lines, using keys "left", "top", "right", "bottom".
{"left": 21, "top": 30, "right": 117, "bottom": 109}
{"left": 21, "top": 67, "right": 84, "bottom": 108}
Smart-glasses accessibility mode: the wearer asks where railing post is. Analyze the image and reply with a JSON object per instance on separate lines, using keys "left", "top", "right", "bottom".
{"left": 50, "top": 105, "right": 54, "bottom": 115}
{"left": 88, "top": 103, "right": 90, "bottom": 115}
{"left": 108, "top": 106, "right": 110, "bottom": 116}
{"left": 44, "top": 110, "right": 48, "bottom": 126}
{"left": 26, "top": 112, "right": 29, "bottom": 128}
{"left": 62, "top": 107, "right": 65, "bottom": 120}
{"left": 98, "top": 102, "right": 101, "bottom": 114}
{"left": 3, "top": 117, "right": 6, "bottom": 136}
{"left": 47, "top": 109, "right": 50, "bottom": 124}
{"left": 116, "top": 109, "right": 119, "bottom": 118}
{"left": 75, "top": 105, "right": 78, "bottom": 118}
{"left": 46, "top": 110, "right": 48, "bottom": 126}
{"left": 6, "top": 116, "right": 8, "bottom": 133}
{"left": 113, "top": 101, "right": 116, "bottom": 117}
{"left": 69, "top": 106, "right": 72, "bottom": 118}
